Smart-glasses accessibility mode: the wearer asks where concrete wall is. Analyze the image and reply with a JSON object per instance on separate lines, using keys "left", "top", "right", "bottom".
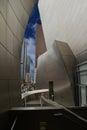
{"left": 38, "top": 0, "right": 87, "bottom": 63}
{"left": 0, "top": 0, "right": 36, "bottom": 112}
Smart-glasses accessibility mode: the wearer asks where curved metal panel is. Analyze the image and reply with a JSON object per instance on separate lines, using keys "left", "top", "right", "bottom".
{"left": 36, "top": 40, "right": 76, "bottom": 106}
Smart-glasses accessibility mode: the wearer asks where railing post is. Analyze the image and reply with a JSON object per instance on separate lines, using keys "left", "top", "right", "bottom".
{"left": 49, "top": 81, "right": 54, "bottom": 101}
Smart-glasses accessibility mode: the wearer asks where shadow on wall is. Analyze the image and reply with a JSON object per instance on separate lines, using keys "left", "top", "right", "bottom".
{"left": 36, "top": 40, "right": 77, "bottom": 107}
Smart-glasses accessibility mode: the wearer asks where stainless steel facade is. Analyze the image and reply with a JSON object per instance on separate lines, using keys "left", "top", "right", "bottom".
{"left": 36, "top": 40, "right": 76, "bottom": 106}
{"left": 0, "top": 0, "right": 37, "bottom": 112}
{"left": 0, "top": 0, "right": 87, "bottom": 113}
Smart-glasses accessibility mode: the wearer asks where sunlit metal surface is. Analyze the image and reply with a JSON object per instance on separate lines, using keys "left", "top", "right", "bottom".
{"left": 36, "top": 40, "right": 76, "bottom": 106}
{"left": 21, "top": 89, "right": 49, "bottom": 99}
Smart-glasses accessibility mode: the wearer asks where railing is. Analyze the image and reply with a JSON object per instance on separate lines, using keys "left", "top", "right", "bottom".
{"left": 21, "top": 89, "right": 49, "bottom": 107}
{"left": 40, "top": 96, "right": 87, "bottom": 128}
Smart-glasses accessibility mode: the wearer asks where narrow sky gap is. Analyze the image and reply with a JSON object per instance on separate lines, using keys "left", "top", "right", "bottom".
{"left": 24, "top": 1, "right": 41, "bottom": 82}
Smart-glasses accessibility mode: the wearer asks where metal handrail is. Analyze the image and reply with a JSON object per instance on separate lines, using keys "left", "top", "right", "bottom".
{"left": 10, "top": 117, "right": 17, "bottom": 130}
{"left": 41, "top": 96, "right": 87, "bottom": 128}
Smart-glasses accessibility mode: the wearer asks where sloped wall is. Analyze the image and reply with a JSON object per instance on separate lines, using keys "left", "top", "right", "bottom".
{"left": 36, "top": 25, "right": 47, "bottom": 65}
{"left": 0, "top": 0, "right": 36, "bottom": 112}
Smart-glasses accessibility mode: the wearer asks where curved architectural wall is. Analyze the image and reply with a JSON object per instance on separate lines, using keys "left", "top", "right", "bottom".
{"left": 36, "top": 40, "right": 76, "bottom": 106}
{"left": 0, "top": 0, "right": 37, "bottom": 112}
{"left": 38, "top": 0, "right": 87, "bottom": 63}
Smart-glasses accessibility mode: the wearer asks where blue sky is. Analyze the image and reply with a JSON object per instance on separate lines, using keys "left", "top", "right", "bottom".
{"left": 24, "top": 2, "right": 41, "bottom": 82}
